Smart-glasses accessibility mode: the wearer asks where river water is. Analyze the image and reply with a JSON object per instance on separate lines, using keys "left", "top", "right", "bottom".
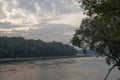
{"left": 0, "top": 57, "right": 120, "bottom": 80}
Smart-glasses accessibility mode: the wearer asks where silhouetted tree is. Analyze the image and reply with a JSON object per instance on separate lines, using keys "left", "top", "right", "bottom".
{"left": 71, "top": 0, "right": 120, "bottom": 79}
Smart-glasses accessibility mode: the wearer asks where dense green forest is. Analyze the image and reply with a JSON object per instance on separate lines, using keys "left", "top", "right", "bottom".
{"left": 0, "top": 36, "right": 76, "bottom": 58}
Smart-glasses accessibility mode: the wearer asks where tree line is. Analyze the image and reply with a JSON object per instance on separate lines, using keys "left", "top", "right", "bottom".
{"left": 0, "top": 36, "right": 76, "bottom": 58}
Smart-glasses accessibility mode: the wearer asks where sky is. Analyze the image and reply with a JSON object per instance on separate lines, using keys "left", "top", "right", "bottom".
{"left": 0, "top": 0, "right": 85, "bottom": 44}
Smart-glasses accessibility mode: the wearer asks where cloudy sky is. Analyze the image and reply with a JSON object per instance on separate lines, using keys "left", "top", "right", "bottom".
{"left": 0, "top": 0, "right": 85, "bottom": 44}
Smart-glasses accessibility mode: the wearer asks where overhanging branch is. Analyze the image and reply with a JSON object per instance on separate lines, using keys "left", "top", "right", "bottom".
{"left": 103, "top": 53, "right": 119, "bottom": 63}
{"left": 104, "top": 64, "right": 116, "bottom": 80}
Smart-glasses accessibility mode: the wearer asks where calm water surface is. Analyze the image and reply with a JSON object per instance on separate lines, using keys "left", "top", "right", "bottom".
{"left": 0, "top": 57, "right": 120, "bottom": 80}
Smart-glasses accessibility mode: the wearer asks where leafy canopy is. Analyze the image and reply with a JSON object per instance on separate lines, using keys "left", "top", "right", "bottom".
{"left": 71, "top": 0, "right": 120, "bottom": 70}
{"left": 81, "top": 0, "right": 120, "bottom": 18}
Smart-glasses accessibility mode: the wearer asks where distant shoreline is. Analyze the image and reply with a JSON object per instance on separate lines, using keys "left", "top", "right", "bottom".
{"left": 0, "top": 55, "right": 95, "bottom": 63}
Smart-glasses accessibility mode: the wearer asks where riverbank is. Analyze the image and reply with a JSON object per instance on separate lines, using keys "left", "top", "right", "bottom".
{"left": 0, "top": 55, "right": 95, "bottom": 63}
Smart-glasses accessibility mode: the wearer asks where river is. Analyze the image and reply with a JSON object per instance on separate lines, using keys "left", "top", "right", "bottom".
{"left": 0, "top": 57, "right": 120, "bottom": 80}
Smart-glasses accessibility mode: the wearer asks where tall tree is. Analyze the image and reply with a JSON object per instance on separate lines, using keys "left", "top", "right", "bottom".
{"left": 71, "top": 0, "right": 120, "bottom": 79}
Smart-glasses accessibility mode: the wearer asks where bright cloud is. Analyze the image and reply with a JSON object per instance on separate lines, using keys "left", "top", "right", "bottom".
{"left": 0, "top": 0, "right": 84, "bottom": 44}
{"left": 48, "top": 12, "right": 85, "bottom": 27}
{"left": 0, "top": 26, "right": 39, "bottom": 34}
{"left": 0, "top": 0, "right": 41, "bottom": 25}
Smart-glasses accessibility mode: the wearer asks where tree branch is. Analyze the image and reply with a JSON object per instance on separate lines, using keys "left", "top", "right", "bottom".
{"left": 104, "top": 64, "right": 116, "bottom": 80}
{"left": 103, "top": 53, "right": 119, "bottom": 63}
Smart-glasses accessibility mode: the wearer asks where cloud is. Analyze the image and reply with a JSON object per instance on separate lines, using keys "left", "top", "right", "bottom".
{"left": 0, "top": 0, "right": 84, "bottom": 44}
{"left": 26, "top": 24, "right": 76, "bottom": 43}
{"left": 48, "top": 12, "right": 85, "bottom": 27}
{"left": 60, "top": 31, "right": 75, "bottom": 36}
{"left": 0, "top": 0, "right": 81, "bottom": 25}
{"left": 0, "top": 0, "right": 41, "bottom": 25}
{"left": 0, "top": 26, "right": 39, "bottom": 34}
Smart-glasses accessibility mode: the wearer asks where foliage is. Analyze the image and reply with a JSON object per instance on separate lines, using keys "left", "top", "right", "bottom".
{"left": 0, "top": 36, "right": 76, "bottom": 58}
{"left": 80, "top": 0, "right": 120, "bottom": 18}
{"left": 71, "top": 0, "right": 120, "bottom": 76}
{"left": 71, "top": 17, "right": 120, "bottom": 64}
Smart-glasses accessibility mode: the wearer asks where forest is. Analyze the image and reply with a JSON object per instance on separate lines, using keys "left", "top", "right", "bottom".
{"left": 0, "top": 36, "right": 76, "bottom": 58}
